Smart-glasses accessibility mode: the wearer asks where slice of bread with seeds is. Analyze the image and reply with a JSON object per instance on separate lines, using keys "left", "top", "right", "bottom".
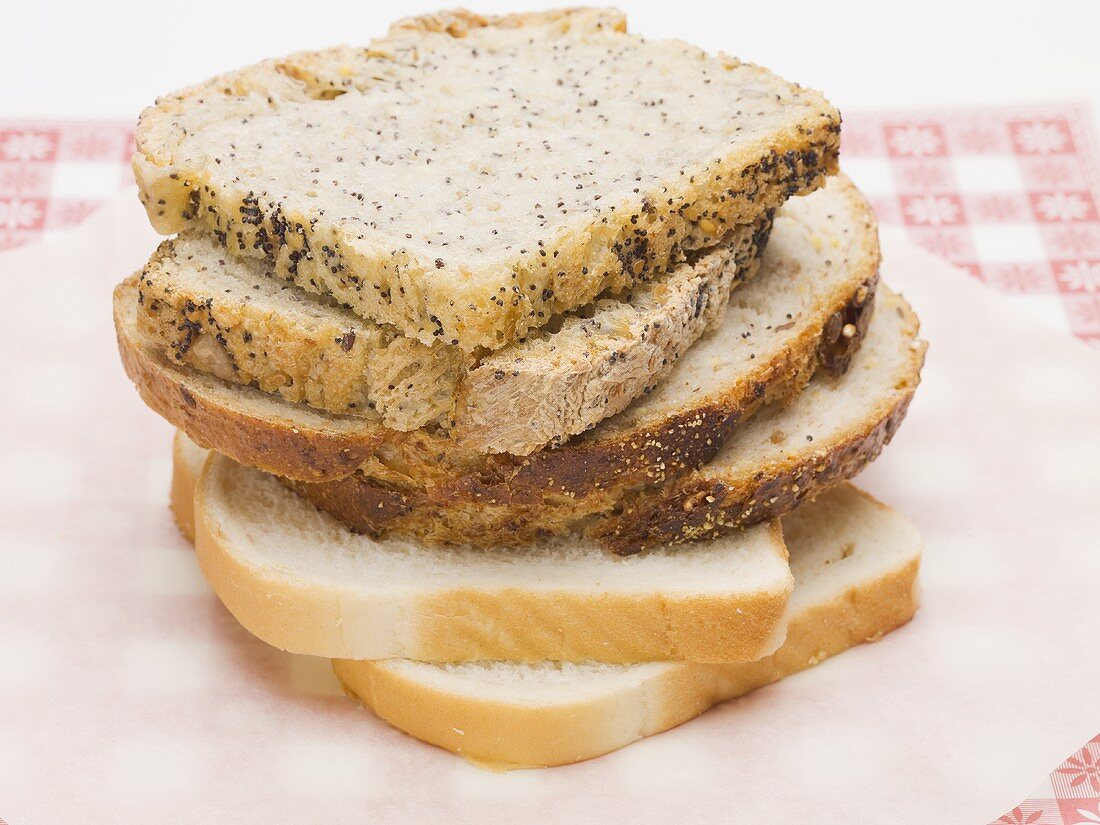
{"left": 114, "top": 175, "right": 878, "bottom": 484}
{"left": 292, "top": 288, "right": 923, "bottom": 551}
{"left": 191, "top": 451, "right": 794, "bottom": 664}
{"left": 133, "top": 7, "right": 839, "bottom": 352}
{"left": 330, "top": 483, "right": 921, "bottom": 768}
{"left": 135, "top": 213, "right": 770, "bottom": 451}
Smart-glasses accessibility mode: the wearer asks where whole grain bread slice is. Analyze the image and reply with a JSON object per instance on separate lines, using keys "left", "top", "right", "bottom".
{"left": 115, "top": 176, "right": 878, "bottom": 484}
{"left": 136, "top": 214, "right": 770, "bottom": 451}
{"left": 331, "top": 484, "right": 921, "bottom": 768}
{"left": 590, "top": 288, "right": 925, "bottom": 552}
{"left": 294, "top": 288, "right": 922, "bottom": 551}
{"left": 133, "top": 7, "right": 839, "bottom": 351}
{"left": 192, "top": 451, "right": 794, "bottom": 664}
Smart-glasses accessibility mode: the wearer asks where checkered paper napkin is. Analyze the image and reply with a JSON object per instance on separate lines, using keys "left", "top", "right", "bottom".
{"left": 0, "top": 107, "right": 1099, "bottom": 824}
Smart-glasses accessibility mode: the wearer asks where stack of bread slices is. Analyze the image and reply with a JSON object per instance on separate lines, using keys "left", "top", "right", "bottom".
{"left": 114, "top": 8, "right": 927, "bottom": 768}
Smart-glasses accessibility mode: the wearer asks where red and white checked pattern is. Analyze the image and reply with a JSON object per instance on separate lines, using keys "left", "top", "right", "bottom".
{"left": 996, "top": 736, "right": 1100, "bottom": 825}
{"left": 1, "top": 107, "right": 1098, "bottom": 824}
{"left": 842, "top": 104, "right": 1100, "bottom": 346}
{"left": 0, "top": 121, "right": 132, "bottom": 250}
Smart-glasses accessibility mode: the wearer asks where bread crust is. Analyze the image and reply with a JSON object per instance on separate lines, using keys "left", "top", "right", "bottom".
{"left": 133, "top": 8, "right": 840, "bottom": 351}
{"left": 592, "top": 293, "right": 926, "bottom": 553}
{"left": 118, "top": 177, "right": 878, "bottom": 492}
{"left": 332, "top": 484, "right": 921, "bottom": 768}
{"left": 388, "top": 8, "right": 629, "bottom": 37}
{"left": 116, "top": 279, "right": 390, "bottom": 480}
{"left": 598, "top": 391, "right": 914, "bottom": 552}
{"left": 192, "top": 453, "right": 794, "bottom": 663}
{"left": 117, "top": 269, "right": 828, "bottom": 486}
{"left": 136, "top": 216, "right": 770, "bottom": 454}
{"left": 169, "top": 430, "right": 202, "bottom": 542}
{"left": 288, "top": 275, "right": 888, "bottom": 546}
{"left": 116, "top": 258, "right": 870, "bottom": 489}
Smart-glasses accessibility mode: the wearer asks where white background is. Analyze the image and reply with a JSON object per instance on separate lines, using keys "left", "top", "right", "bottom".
{"left": 2, "top": 0, "right": 1099, "bottom": 120}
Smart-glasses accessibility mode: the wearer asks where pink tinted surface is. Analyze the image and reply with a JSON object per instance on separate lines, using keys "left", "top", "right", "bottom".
{"left": 0, "top": 107, "right": 1098, "bottom": 823}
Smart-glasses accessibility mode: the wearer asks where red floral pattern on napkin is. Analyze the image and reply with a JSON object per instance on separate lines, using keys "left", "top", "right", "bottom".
{"left": 842, "top": 104, "right": 1100, "bottom": 346}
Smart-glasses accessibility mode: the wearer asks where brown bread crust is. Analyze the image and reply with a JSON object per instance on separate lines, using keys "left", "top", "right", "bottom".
{"left": 605, "top": 394, "right": 914, "bottom": 552}
{"left": 288, "top": 275, "right": 881, "bottom": 544}
{"left": 593, "top": 381, "right": 919, "bottom": 551}
{"left": 115, "top": 279, "right": 389, "bottom": 480}
{"left": 114, "top": 268, "right": 877, "bottom": 491}
{"left": 119, "top": 269, "right": 858, "bottom": 487}
{"left": 594, "top": 292, "right": 924, "bottom": 553}
{"left": 117, "top": 177, "right": 879, "bottom": 490}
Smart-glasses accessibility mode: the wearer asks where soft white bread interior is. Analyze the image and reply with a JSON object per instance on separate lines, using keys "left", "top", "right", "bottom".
{"left": 171, "top": 442, "right": 920, "bottom": 768}
{"left": 192, "top": 452, "right": 794, "bottom": 664}
{"left": 170, "top": 430, "right": 206, "bottom": 542}
{"left": 333, "top": 484, "right": 921, "bottom": 768}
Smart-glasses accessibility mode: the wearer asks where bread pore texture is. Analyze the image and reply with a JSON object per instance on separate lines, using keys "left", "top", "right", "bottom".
{"left": 134, "top": 8, "right": 839, "bottom": 350}
{"left": 193, "top": 453, "right": 794, "bottom": 664}
{"left": 332, "top": 484, "right": 922, "bottom": 768}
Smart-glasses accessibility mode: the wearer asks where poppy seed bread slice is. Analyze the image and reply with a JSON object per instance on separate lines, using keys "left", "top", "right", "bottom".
{"left": 292, "top": 288, "right": 921, "bottom": 550}
{"left": 133, "top": 7, "right": 840, "bottom": 351}
{"left": 135, "top": 214, "right": 770, "bottom": 450}
{"left": 115, "top": 176, "right": 877, "bottom": 484}
{"left": 331, "top": 484, "right": 921, "bottom": 768}
{"left": 192, "top": 452, "right": 794, "bottom": 664}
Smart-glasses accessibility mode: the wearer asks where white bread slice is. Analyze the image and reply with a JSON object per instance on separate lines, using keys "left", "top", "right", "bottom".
{"left": 136, "top": 215, "right": 768, "bottom": 444}
{"left": 134, "top": 8, "right": 839, "bottom": 351}
{"left": 169, "top": 429, "right": 206, "bottom": 542}
{"left": 331, "top": 484, "right": 921, "bottom": 768}
{"left": 116, "top": 175, "right": 878, "bottom": 477}
{"left": 193, "top": 453, "right": 794, "bottom": 663}
{"left": 171, "top": 449, "right": 918, "bottom": 767}
{"left": 295, "top": 287, "right": 921, "bottom": 550}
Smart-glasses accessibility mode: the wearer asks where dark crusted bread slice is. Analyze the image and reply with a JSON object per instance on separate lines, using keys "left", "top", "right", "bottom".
{"left": 135, "top": 214, "right": 770, "bottom": 452}
{"left": 133, "top": 7, "right": 840, "bottom": 351}
{"left": 591, "top": 288, "right": 924, "bottom": 552}
{"left": 291, "top": 288, "right": 921, "bottom": 550}
{"left": 115, "top": 176, "right": 878, "bottom": 484}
